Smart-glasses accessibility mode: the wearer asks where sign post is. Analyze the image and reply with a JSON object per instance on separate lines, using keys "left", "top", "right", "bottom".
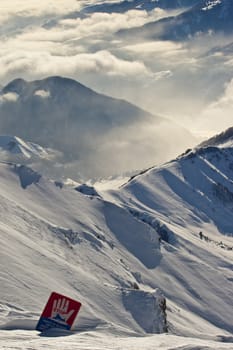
{"left": 36, "top": 292, "right": 82, "bottom": 332}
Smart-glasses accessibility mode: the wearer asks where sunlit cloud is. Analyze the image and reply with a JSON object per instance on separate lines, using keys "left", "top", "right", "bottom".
{"left": 0, "top": 92, "right": 19, "bottom": 103}
{"left": 0, "top": 50, "right": 152, "bottom": 81}
{"left": 153, "top": 70, "right": 172, "bottom": 80}
{"left": 58, "top": 8, "right": 169, "bottom": 34}
{"left": 0, "top": 6, "right": 173, "bottom": 85}
{"left": 195, "top": 78, "right": 233, "bottom": 136}
{"left": 123, "top": 40, "right": 199, "bottom": 70}
{"left": 0, "top": 0, "right": 81, "bottom": 26}
{"left": 124, "top": 40, "right": 184, "bottom": 54}
{"left": 34, "top": 90, "right": 51, "bottom": 98}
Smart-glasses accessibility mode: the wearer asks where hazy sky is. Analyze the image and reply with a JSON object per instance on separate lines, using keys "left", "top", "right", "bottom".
{"left": 1, "top": 0, "right": 233, "bottom": 139}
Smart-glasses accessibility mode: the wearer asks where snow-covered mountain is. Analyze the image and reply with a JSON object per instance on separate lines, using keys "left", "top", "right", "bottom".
{"left": 0, "top": 135, "right": 65, "bottom": 182}
{"left": 105, "top": 129, "right": 233, "bottom": 332}
{"left": 119, "top": 0, "right": 233, "bottom": 41}
{"left": 82, "top": 0, "right": 199, "bottom": 14}
{"left": 0, "top": 161, "right": 166, "bottom": 334}
{"left": 0, "top": 76, "right": 198, "bottom": 179}
{"left": 0, "top": 128, "right": 232, "bottom": 349}
{"left": 0, "top": 135, "right": 54, "bottom": 160}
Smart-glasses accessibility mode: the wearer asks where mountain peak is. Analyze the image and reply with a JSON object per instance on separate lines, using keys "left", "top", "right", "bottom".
{"left": 39, "top": 76, "right": 90, "bottom": 91}
{"left": 3, "top": 78, "right": 27, "bottom": 95}
{"left": 3, "top": 76, "right": 94, "bottom": 97}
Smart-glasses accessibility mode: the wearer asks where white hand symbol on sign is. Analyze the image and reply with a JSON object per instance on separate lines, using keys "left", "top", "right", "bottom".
{"left": 51, "top": 298, "right": 74, "bottom": 323}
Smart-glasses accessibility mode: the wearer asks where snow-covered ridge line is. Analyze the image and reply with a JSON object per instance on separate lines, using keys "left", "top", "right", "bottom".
{"left": 198, "top": 126, "right": 233, "bottom": 148}
{"left": 107, "top": 131, "right": 233, "bottom": 336}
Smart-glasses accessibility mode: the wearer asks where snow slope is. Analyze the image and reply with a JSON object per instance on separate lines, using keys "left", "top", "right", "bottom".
{"left": 100, "top": 134, "right": 233, "bottom": 336}
{"left": 0, "top": 130, "right": 233, "bottom": 349}
{"left": 0, "top": 162, "right": 166, "bottom": 334}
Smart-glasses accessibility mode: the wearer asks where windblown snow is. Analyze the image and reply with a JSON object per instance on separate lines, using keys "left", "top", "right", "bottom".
{"left": 0, "top": 134, "right": 233, "bottom": 349}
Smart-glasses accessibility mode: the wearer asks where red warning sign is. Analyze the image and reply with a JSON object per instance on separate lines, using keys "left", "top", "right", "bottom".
{"left": 36, "top": 292, "right": 82, "bottom": 332}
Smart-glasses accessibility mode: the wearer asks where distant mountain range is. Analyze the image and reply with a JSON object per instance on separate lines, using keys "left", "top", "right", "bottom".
{"left": 119, "top": 0, "right": 233, "bottom": 41}
{"left": 82, "top": 0, "right": 199, "bottom": 14}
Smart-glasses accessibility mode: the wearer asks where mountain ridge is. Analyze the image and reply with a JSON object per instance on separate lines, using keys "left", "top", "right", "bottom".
{"left": 118, "top": 0, "right": 233, "bottom": 41}
{"left": 198, "top": 126, "right": 233, "bottom": 147}
{"left": 82, "top": 0, "right": 199, "bottom": 14}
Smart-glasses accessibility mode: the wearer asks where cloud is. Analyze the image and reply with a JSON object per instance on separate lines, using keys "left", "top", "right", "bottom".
{"left": 58, "top": 8, "right": 169, "bottom": 35}
{"left": 153, "top": 70, "right": 172, "bottom": 81}
{"left": 0, "top": 0, "right": 81, "bottom": 26}
{"left": 196, "top": 78, "right": 233, "bottom": 135}
{"left": 34, "top": 90, "right": 51, "bottom": 98}
{"left": 0, "top": 6, "right": 170, "bottom": 44}
{"left": 124, "top": 40, "right": 184, "bottom": 55}
{"left": 0, "top": 6, "right": 172, "bottom": 85}
{"left": 0, "top": 3, "right": 201, "bottom": 89}
{"left": 0, "top": 92, "right": 19, "bottom": 103}
{"left": 72, "top": 118, "right": 198, "bottom": 179}
{"left": 0, "top": 50, "right": 152, "bottom": 81}
{"left": 0, "top": 7, "right": 172, "bottom": 52}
